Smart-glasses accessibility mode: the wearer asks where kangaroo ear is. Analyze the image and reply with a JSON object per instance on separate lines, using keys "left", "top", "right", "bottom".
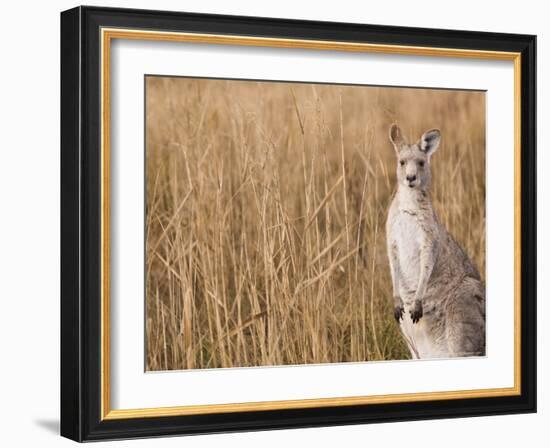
{"left": 419, "top": 129, "right": 441, "bottom": 156}
{"left": 389, "top": 124, "right": 405, "bottom": 152}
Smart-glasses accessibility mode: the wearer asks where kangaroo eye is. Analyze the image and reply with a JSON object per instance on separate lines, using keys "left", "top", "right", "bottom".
{"left": 399, "top": 160, "right": 405, "bottom": 166}
{"left": 418, "top": 161, "right": 425, "bottom": 167}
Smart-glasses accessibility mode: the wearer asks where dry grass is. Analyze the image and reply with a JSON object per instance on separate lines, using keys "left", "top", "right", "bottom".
{"left": 145, "top": 76, "right": 485, "bottom": 371}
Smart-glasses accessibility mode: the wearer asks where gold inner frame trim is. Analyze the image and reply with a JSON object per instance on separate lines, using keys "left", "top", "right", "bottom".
{"left": 100, "top": 27, "right": 522, "bottom": 421}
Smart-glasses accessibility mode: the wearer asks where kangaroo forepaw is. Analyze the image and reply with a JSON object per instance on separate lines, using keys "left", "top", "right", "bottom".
{"left": 410, "top": 300, "right": 423, "bottom": 324}
{"left": 393, "top": 296, "right": 405, "bottom": 322}
{"left": 394, "top": 305, "right": 405, "bottom": 322}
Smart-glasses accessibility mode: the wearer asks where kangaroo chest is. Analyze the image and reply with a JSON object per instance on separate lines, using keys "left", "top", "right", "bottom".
{"left": 390, "top": 210, "right": 425, "bottom": 293}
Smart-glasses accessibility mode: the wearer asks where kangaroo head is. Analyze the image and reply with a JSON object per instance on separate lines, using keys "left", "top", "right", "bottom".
{"left": 389, "top": 124, "right": 441, "bottom": 191}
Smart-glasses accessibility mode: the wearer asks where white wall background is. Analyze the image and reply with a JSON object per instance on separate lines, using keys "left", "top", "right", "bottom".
{"left": 0, "top": 0, "right": 545, "bottom": 446}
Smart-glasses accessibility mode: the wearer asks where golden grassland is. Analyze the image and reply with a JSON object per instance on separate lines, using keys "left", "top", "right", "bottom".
{"left": 145, "top": 76, "right": 485, "bottom": 371}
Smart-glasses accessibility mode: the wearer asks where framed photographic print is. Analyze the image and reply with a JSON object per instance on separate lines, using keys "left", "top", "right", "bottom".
{"left": 60, "top": 6, "right": 536, "bottom": 442}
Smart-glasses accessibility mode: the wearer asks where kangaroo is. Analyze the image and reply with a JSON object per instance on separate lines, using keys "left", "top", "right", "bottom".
{"left": 386, "top": 124, "right": 485, "bottom": 359}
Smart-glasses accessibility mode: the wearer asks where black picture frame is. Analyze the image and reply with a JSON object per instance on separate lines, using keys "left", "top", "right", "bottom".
{"left": 61, "top": 5, "right": 536, "bottom": 442}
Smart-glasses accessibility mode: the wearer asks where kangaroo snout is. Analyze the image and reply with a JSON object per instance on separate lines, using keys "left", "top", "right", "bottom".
{"left": 406, "top": 173, "right": 417, "bottom": 188}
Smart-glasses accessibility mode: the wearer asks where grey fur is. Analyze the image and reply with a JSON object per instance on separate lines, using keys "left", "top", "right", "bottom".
{"left": 386, "top": 124, "right": 485, "bottom": 359}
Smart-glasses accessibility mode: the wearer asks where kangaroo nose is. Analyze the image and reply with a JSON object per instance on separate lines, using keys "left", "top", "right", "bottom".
{"left": 406, "top": 174, "right": 417, "bottom": 182}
